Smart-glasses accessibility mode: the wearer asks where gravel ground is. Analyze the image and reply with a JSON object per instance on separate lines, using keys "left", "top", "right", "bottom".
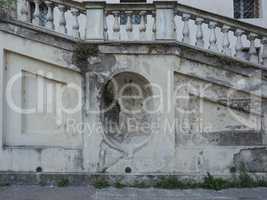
{"left": 0, "top": 186, "right": 267, "bottom": 200}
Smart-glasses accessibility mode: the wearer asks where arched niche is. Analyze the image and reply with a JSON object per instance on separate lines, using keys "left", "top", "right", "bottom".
{"left": 100, "top": 72, "right": 154, "bottom": 156}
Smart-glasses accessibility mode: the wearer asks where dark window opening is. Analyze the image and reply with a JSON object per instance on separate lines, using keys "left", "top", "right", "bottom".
{"left": 234, "top": 0, "right": 260, "bottom": 19}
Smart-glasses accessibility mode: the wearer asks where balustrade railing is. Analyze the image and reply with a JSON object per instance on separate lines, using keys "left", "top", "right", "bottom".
{"left": 104, "top": 4, "right": 155, "bottom": 41}
{"left": 18, "top": 0, "right": 87, "bottom": 38}
{"left": 174, "top": 3, "right": 267, "bottom": 66}
{"left": 17, "top": 0, "right": 267, "bottom": 67}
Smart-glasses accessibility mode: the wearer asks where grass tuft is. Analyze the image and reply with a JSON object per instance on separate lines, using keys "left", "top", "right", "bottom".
{"left": 57, "top": 178, "right": 69, "bottom": 187}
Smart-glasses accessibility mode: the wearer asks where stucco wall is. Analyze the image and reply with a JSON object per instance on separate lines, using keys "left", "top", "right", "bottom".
{"left": 0, "top": 20, "right": 267, "bottom": 175}
{"left": 0, "top": 31, "right": 84, "bottom": 173}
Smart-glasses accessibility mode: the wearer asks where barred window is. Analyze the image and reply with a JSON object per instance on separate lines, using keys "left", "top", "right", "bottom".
{"left": 234, "top": 0, "right": 260, "bottom": 19}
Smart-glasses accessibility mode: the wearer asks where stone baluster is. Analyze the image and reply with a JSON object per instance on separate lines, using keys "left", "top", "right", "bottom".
{"left": 173, "top": 15, "right": 177, "bottom": 34}
{"left": 58, "top": 5, "right": 67, "bottom": 34}
{"left": 152, "top": 11, "right": 156, "bottom": 39}
{"left": 195, "top": 17, "right": 204, "bottom": 48}
{"left": 259, "top": 44, "right": 264, "bottom": 65}
{"left": 32, "top": 0, "right": 41, "bottom": 26}
{"left": 208, "top": 21, "right": 218, "bottom": 52}
{"left": 139, "top": 11, "right": 147, "bottom": 33}
{"left": 221, "top": 25, "right": 231, "bottom": 56}
{"left": 45, "top": 1, "right": 54, "bottom": 30}
{"left": 104, "top": 12, "right": 109, "bottom": 40}
{"left": 248, "top": 33, "right": 258, "bottom": 63}
{"left": 71, "top": 8, "right": 80, "bottom": 38}
{"left": 261, "top": 37, "right": 267, "bottom": 67}
{"left": 20, "top": 0, "right": 29, "bottom": 22}
{"left": 125, "top": 11, "right": 133, "bottom": 32}
{"left": 112, "top": 11, "right": 120, "bottom": 32}
{"left": 112, "top": 11, "right": 120, "bottom": 40}
{"left": 182, "top": 13, "right": 191, "bottom": 44}
{"left": 85, "top": 1, "right": 105, "bottom": 41}
{"left": 235, "top": 29, "right": 244, "bottom": 59}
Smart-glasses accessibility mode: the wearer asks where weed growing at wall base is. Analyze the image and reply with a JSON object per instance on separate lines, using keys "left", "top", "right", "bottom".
{"left": 57, "top": 178, "right": 70, "bottom": 187}
{"left": 93, "top": 172, "right": 267, "bottom": 190}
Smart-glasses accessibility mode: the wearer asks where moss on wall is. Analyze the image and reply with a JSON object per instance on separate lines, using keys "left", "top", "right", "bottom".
{"left": 73, "top": 43, "right": 99, "bottom": 70}
{"left": 0, "top": 0, "right": 16, "bottom": 17}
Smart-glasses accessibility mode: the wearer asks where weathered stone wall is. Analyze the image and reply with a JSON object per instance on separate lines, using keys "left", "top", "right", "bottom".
{"left": 83, "top": 52, "right": 177, "bottom": 173}
{"left": 0, "top": 29, "right": 83, "bottom": 173}
{"left": 0, "top": 20, "right": 267, "bottom": 176}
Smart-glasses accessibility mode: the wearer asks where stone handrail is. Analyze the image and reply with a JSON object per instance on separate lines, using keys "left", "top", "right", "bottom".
{"left": 18, "top": 0, "right": 87, "bottom": 38}
{"left": 176, "top": 3, "right": 267, "bottom": 39}
{"left": 104, "top": 3, "right": 156, "bottom": 41}
{"left": 17, "top": 0, "right": 267, "bottom": 67}
{"left": 175, "top": 3, "right": 267, "bottom": 64}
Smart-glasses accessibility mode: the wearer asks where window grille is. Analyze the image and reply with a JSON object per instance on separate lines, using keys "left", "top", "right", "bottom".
{"left": 234, "top": 0, "right": 260, "bottom": 19}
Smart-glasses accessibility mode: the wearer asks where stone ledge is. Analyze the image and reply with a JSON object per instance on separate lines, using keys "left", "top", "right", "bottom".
{"left": 0, "top": 19, "right": 76, "bottom": 51}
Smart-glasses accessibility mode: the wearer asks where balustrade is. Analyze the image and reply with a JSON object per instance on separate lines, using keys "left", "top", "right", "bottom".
{"left": 104, "top": 6, "right": 154, "bottom": 41}
{"left": 71, "top": 8, "right": 80, "bottom": 38}
{"left": 208, "top": 21, "right": 218, "bottom": 52}
{"left": 20, "top": 0, "right": 29, "bottom": 22}
{"left": 45, "top": 1, "right": 54, "bottom": 30}
{"left": 262, "top": 38, "right": 267, "bottom": 67}
{"left": 195, "top": 17, "right": 204, "bottom": 48}
{"left": 234, "top": 29, "right": 244, "bottom": 59}
{"left": 221, "top": 25, "right": 231, "bottom": 56}
{"left": 248, "top": 33, "right": 258, "bottom": 63}
{"left": 19, "top": 0, "right": 86, "bottom": 38}
{"left": 58, "top": 5, "right": 67, "bottom": 34}
{"left": 174, "top": 3, "right": 267, "bottom": 66}
{"left": 125, "top": 11, "right": 133, "bottom": 32}
{"left": 32, "top": 0, "right": 41, "bottom": 26}
{"left": 181, "top": 13, "right": 191, "bottom": 44}
{"left": 16, "top": 0, "right": 267, "bottom": 67}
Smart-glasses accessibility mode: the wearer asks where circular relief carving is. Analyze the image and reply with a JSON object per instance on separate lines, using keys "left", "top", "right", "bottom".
{"left": 100, "top": 72, "right": 154, "bottom": 157}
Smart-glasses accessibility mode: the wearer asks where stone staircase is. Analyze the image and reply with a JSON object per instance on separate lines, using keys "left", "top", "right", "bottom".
{"left": 0, "top": 0, "right": 266, "bottom": 176}
{"left": 16, "top": 0, "right": 267, "bottom": 67}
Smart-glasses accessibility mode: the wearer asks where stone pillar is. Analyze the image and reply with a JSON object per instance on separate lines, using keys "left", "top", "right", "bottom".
{"left": 262, "top": 37, "right": 267, "bottom": 68}
{"left": 154, "top": 0, "right": 177, "bottom": 40}
{"left": 17, "top": 0, "right": 30, "bottom": 22}
{"left": 262, "top": 100, "right": 267, "bottom": 145}
{"left": 84, "top": 1, "right": 106, "bottom": 41}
